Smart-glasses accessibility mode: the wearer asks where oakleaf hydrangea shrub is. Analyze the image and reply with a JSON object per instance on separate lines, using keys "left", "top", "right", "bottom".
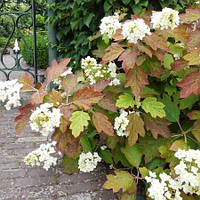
{"left": 3, "top": 5, "right": 200, "bottom": 200}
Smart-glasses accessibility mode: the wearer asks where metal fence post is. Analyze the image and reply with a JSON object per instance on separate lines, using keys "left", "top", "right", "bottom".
{"left": 48, "top": 0, "right": 57, "bottom": 66}
{"left": 32, "top": 0, "right": 38, "bottom": 83}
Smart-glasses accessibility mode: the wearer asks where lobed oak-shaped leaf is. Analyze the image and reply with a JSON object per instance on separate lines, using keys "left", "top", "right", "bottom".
{"left": 15, "top": 104, "right": 35, "bottom": 134}
{"left": 137, "top": 43, "right": 152, "bottom": 57}
{"left": 180, "top": 8, "right": 200, "bottom": 24}
{"left": 112, "top": 29, "right": 124, "bottom": 41}
{"left": 102, "top": 43, "right": 124, "bottom": 62}
{"left": 46, "top": 58, "right": 71, "bottom": 83}
{"left": 169, "top": 25, "right": 191, "bottom": 44}
{"left": 183, "top": 48, "right": 200, "bottom": 65}
{"left": 61, "top": 74, "right": 78, "bottom": 95}
{"left": 20, "top": 73, "right": 34, "bottom": 92}
{"left": 59, "top": 105, "right": 76, "bottom": 133}
{"left": 73, "top": 87, "right": 104, "bottom": 110}
{"left": 144, "top": 32, "right": 169, "bottom": 51}
{"left": 103, "top": 170, "right": 134, "bottom": 193}
{"left": 92, "top": 111, "right": 114, "bottom": 136}
{"left": 30, "top": 84, "right": 48, "bottom": 105}
{"left": 46, "top": 89, "right": 63, "bottom": 107}
{"left": 118, "top": 47, "right": 138, "bottom": 73}
{"left": 144, "top": 116, "right": 171, "bottom": 139}
{"left": 90, "top": 80, "right": 110, "bottom": 92}
{"left": 172, "top": 59, "right": 188, "bottom": 71}
{"left": 127, "top": 113, "right": 145, "bottom": 146}
{"left": 116, "top": 93, "right": 135, "bottom": 109}
{"left": 138, "top": 136, "right": 169, "bottom": 163}
{"left": 142, "top": 97, "right": 166, "bottom": 118}
{"left": 176, "top": 72, "right": 200, "bottom": 98}
{"left": 186, "top": 30, "right": 200, "bottom": 52}
{"left": 69, "top": 111, "right": 90, "bottom": 138}
{"left": 125, "top": 66, "right": 149, "bottom": 98}
{"left": 98, "top": 97, "right": 117, "bottom": 112}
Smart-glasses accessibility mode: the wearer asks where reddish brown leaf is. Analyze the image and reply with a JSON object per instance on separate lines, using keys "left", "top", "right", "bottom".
{"left": 15, "top": 104, "right": 35, "bottom": 134}
{"left": 144, "top": 116, "right": 171, "bottom": 139}
{"left": 73, "top": 87, "right": 104, "bottom": 110}
{"left": 30, "top": 84, "right": 48, "bottom": 105}
{"left": 47, "top": 89, "right": 63, "bottom": 107}
{"left": 180, "top": 8, "right": 200, "bottom": 24}
{"left": 112, "top": 29, "right": 124, "bottom": 41}
{"left": 125, "top": 66, "right": 149, "bottom": 98}
{"left": 183, "top": 48, "right": 200, "bottom": 65}
{"left": 187, "top": 110, "right": 200, "bottom": 120}
{"left": 90, "top": 80, "right": 110, "bottom": 92}
{"left": 102, "top": 43, "right": 124, "bottom": 62}
{"left": 172, "top": 59, "right": 188, "bottom": 71}
{"left": 52, "top": 129, "right": 79, "bottom": 156}
{"left": 144, "top": 32, "right": 169, "bottom": 51}
{"left": 191, "top": 120, "right": 200, "bottom": 143}
{"left": 92, "top": 111, "right": 114, "bottom": 136}
{"left": 19, "top": 73, "right": 34, "bottom": 92}
{"left": 46, "top": 58, "right": 71, "bottom": 83}
{"left": 186, "top": 30, "right": 200, "bottom": 52}
{"left": 127, "top": 113, "right": 145, "bottom": 146}
{"left": 98, "top": 97, "right": 117, "bottom": 112}
{"left": 137, "top": 43, "right": 152, "bottom": 58}
{"left": 176, "top": 72, "right": 200, "bottom": 98}
{"left": 169, "top": 25, "right": 191, "bottom": 44}
{"left": 59, "top": 105, "right": 76, "bottom": 133}
{"left": 61, "top": 74, "right": 78, "bottom": 95}
{"left": 118, "top": 47, "right": 138, "bottom": 73}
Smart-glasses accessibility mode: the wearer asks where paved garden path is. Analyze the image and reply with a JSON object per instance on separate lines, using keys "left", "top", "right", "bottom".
{"left": 0, "top": 54, "right": 116, "bottom": 200}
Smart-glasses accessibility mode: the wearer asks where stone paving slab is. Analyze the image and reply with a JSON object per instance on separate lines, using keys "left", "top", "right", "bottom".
{"left": 0, "top": 55, "right": 116, "bottom": 200}
{"left": 0, "top": 108, "right": 116, "bottom": 200}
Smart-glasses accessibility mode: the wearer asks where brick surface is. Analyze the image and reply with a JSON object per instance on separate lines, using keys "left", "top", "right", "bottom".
{"left": 0, "top": 57, "right": 116, "bottom": 200}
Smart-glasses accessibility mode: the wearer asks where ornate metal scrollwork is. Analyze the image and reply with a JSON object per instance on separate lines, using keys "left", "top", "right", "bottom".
{"left": 0, "top": 0, "right": 38, "bottom": 82}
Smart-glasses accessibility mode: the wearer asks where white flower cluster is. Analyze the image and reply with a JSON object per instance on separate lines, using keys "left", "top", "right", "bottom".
{"left": 122, "top": 19, "right": 151, "bottom": 44}
{"left": 24, "top": 141, "right": 57, "bottom": 171}
{"left": 174, "top": 149, "right": 200, "bottom": 196}
{"left": 146, "top": 149, "right": 200, "bottom": 199}
{"left": 146, "top": 171, "right": 182, "bottom": 200}
{"left": 151, "top": 8, "right": 180, "bottom": 30}
{"left": 99, "top": 13, "right": 121, "bottom": 39}
{"left": 30, "top": 103, "right": 62, "bottom": 136}
{"left": 81, "top": 56, "right": 120, "bottom": 86}
{"left": 0, "top": 79, "right": 23, "bottom": 110}
{"left": 114, "top": 109, "right": 129, "bottom": 137}
{"left": 78, "top": 152, "right": 102, "bottom": 173}
{"left": 52, "top": 67, "right": 72, "bottom": 89}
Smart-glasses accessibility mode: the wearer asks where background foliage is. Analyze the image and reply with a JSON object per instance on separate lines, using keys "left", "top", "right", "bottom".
{"left": 51, "top": 0, "right": 194, "bottom": 70}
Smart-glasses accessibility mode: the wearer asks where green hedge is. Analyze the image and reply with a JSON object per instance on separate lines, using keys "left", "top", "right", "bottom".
{"left": 50, "top": 0, "right": 194, "bottom": 70}
{"left": 20, "top": 32, "right": 48, "bottom": 69}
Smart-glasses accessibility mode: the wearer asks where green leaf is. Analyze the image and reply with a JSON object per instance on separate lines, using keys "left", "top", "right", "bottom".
{"left": 161, "top": 94, "right": 180, "bottom": 122}
{"left": 122, "top": 0, "right": 131, "bottom": 5}
{"left": 179, "top": 95, "right": 199, "bottom": 110}
{"left": 99, "top": 149, "right": 113, "bottom": 164}
{"left": 80, "top": 134, "right": 92, "bottom": 153}
{"left": 139, "top": 167, "right": 149, "bottom": 179}
{"left": 70, "top": 111, "right": 90, "bottom": 138}
{"left": 146, "top": 158, "right": 165, "bottom": 170}
{"left": 103, "top": 170, "right": 134, "bottom": 193}
{"left": 84, "top": 13, "right": 95, "bottom": 27}
{"left": 163, "top": 53, "right": 174, "bottom": 69}
{"left": 116, "top": 93, "right": 135, "bottom": 108}
{"left": 142, "top": 97, "right": 166, "bottom": 118}
{"left": 121, "top": 143, "right": 142, "bottom": 167}
{"left": 61, "top": 155, "right": 79, "bottom": 174}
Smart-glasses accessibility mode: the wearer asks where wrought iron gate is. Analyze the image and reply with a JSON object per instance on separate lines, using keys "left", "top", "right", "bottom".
{"left": 0, "top": 0, "right": 37, "bottom": 82}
